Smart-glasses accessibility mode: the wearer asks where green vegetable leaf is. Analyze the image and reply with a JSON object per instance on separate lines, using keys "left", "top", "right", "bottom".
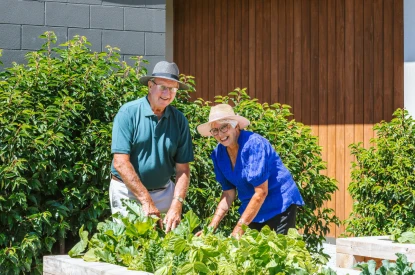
{"left": 68, "top": 225, "right": 89, "bottom": 257}
{"left": 83, "top": 248, "right": 99, "bottom": 262}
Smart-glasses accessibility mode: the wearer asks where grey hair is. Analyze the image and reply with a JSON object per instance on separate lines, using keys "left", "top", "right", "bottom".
{"left": 218, "top": 119, "right": 238, "bottom": 128}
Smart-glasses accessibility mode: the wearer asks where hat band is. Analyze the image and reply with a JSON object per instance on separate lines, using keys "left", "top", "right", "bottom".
{"left": 152, "top": 73, "right": 179, "bottom": 81}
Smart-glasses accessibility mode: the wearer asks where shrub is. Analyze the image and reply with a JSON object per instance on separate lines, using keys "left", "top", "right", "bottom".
{"left": 345, "top": 109, "right": 415, "bottom": 236}
{"left": 0, "top": 32, "right": 148, "bottom": 274}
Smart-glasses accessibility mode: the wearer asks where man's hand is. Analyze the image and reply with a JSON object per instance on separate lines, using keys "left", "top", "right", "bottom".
{"left": 163, "top": 205, "right": 182, "bottom": 233}
{"left": 142, "top": 202, "right": 163, "bottom": 229}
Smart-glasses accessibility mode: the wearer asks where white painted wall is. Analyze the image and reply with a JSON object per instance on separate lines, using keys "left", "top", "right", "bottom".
{"left": 404, "top": 0, "right": 415, "bottom": 117}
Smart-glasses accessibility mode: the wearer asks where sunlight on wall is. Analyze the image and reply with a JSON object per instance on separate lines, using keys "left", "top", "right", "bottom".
{"left": 404, "top": 0, "right": 415, "bottom": 118}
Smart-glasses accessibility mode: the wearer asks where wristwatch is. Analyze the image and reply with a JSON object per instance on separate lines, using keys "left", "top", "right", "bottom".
{"left": 173, "top": 196, "right": 184, "bottom": 203}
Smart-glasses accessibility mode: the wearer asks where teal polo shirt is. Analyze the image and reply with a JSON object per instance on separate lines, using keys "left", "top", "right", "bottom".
{"left": 111, "top": 96, "right": 194, "bottom": 189}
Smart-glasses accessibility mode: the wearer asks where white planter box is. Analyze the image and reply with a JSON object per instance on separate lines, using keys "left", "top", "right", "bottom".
{"left": 336, "top": 236, "right": 415, "bottom": 268}
{"left": 43, "top": 255, "right": 153, "bottom": 275}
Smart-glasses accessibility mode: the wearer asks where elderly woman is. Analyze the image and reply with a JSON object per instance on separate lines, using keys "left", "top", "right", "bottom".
{"left": 196, "top": 104, "right": 304, "bottom": 238}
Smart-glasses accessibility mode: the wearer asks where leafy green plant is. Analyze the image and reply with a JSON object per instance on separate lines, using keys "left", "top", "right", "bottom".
{"left": 355, "top": 253, "right": 415, "bottom": 275}
{"left": 69, "top": 200, "right": 320, "bottom": 275}
{"left": 390, "top": 228, "right": 415, "bottom": 244}
{"left": 175, "top": 90, "right": 340, "bottom": 260}
{"left": 345, "top": 109, "right": 415, "bottom": 237}
{"left": 0, "top": 32, "right": 149, "bottom": 274}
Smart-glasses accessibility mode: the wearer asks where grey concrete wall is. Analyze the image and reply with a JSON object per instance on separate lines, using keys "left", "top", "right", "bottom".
{"left": 0, "top": 0, "right": 166, "bottom": 72}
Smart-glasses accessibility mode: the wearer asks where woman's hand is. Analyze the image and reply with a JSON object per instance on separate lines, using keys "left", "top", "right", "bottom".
{"left": 231, "top": 225, "right": 244, "bottom": 239}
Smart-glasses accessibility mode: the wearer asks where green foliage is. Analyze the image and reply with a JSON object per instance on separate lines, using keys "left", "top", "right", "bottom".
{"left": 175, "top": 90, "right": 339, "bottom": 261}
{"left": 390, "top": 228, "right": 415, "bottom": 244}
{"left": 0, "top": 32, "right": 149, "bottom": 274}
{"left": 345, "top": 109, "right": 415, "bottom": 237}
{"left": 70, "top": 200, "right": 320, "bottom": 275}
{"left": 356, "top": 253, "right": 415, "bottom": 275}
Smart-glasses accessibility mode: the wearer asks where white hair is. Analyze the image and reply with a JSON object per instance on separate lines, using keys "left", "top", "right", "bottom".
{"left": 217, "top": 119, "right": 238, "bottom": 128}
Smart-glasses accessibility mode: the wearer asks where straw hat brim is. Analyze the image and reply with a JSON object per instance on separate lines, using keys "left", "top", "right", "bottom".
{"left": 139, "top": 76, "right": 190, "bottom": 91}
{"left": 197, "top": 115, "right": 250, "bottom": 137}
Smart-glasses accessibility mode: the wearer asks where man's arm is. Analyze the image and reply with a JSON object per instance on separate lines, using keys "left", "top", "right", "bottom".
{"left": 113, "top": 153, "right": 163, "bottom": 228}
{"left": 163, "top": 162, "right": 190, "bottom": 233}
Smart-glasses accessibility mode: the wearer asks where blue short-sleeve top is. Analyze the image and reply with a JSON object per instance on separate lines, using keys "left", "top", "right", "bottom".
{"left": 211, "top": 130, "right": 304, "bottom": 223}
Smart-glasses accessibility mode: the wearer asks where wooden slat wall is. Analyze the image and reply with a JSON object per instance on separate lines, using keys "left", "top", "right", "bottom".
{"left": 173, "top": 0, "right": 404, "bottom": 237}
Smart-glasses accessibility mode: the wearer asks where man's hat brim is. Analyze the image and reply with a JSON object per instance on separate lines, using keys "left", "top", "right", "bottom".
{"left": 139, "top": 76, "right": 190, "bottom": 91}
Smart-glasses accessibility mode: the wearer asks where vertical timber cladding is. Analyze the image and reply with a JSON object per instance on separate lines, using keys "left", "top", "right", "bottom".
{"left": 173, "top": 0, "right": 404, "bottom": 237}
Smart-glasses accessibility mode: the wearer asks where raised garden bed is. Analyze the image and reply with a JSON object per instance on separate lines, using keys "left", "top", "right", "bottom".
{"left": 43, "top": 255, "right": 152, "bottom": 275}
{"left": 336, "top": 236, "right": 415, "bottom": 268}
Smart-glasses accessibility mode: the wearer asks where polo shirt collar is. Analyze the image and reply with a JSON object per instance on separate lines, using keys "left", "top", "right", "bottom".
{"left": 143, "top": 96, "right": 172, "bottom": 118}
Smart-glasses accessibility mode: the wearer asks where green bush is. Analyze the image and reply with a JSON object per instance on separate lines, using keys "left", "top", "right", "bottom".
{"left": 0, "top": 32, "right": 338, "bottom": 274}
{"left": 345, "top": 109, "right": 415, "bottom": 236}
{"left": 0, "top": 32, "right": 149, "bottom": 274}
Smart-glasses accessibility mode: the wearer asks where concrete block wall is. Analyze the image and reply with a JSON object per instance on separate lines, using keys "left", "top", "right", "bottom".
{"left": 0, "top": 0, "right": 166, "bottom": 72}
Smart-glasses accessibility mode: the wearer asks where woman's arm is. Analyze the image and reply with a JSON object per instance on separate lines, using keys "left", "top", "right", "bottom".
{"left": 231, "top": 180, "right": 268, "bottom": 238}
{"left": 208, "top": 189, "right": 236, "bottom": 231}
{"left": 195, "top": 188, "right": 236, "bottom": 236}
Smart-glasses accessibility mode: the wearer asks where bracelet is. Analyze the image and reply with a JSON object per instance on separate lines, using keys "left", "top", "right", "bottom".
{"left": 213, "top": 213, "right": 222, "bottom": 218}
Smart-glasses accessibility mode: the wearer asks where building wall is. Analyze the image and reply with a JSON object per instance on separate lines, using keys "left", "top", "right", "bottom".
{"left": 404, "top": 0, "right": 415, "bottom": 117}
{"left": 0, "top": 0, "right": 166, "bottom": 72}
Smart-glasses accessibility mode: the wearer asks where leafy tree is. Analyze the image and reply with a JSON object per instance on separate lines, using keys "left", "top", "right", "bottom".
{"left": 345, "top": 109, "right": 415, "bottom": 237}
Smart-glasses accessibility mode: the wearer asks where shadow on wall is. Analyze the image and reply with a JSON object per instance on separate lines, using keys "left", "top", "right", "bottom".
{"left": 102, "top": 0, "right": 165, "bottom": 5}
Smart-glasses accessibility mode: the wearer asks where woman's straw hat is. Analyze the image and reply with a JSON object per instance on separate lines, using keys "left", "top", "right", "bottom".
{"left": 197, "top": 104, "right": 250, "bottom": 136}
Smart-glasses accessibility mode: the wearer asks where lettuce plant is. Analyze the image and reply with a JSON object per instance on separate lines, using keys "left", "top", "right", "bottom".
{"left": 70, "top": 200, "right": 320, "bottom": 275}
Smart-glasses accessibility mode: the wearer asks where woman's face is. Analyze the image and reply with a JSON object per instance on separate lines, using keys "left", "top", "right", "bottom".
{"left": 210, "top": 121, "right": 239, "bottom": 148}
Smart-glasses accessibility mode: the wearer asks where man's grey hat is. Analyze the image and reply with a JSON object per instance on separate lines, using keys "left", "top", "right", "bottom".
{"left": 139, "top": 61, "right": 190, "bottom": 90}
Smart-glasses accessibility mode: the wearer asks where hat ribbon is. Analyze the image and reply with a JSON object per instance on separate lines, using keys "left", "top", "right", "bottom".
{"left": 152, "top": 73, "right": 179, "bottom": 81}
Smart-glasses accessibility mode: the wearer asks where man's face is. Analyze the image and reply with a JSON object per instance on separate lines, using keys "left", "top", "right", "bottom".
{"left": 148, "top": 78, "right": 179, "bottom": 109}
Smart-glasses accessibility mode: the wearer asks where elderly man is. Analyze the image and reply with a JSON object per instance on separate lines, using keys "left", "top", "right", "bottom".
{"left": 109, "top": 61, "right": 194, "bottom": 232}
